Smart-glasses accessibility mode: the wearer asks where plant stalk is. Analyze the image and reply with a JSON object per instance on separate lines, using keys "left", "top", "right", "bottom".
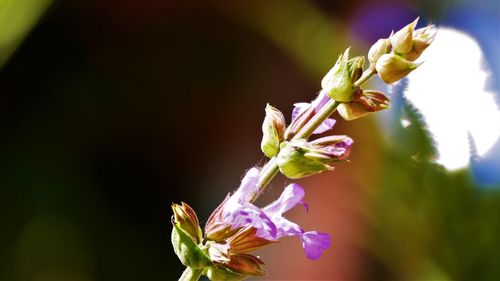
{"left": 254, "top": 67, "right": 376, "bottom": 199}
{"left": 179, "top": 267, "right": 203, "bottom": 281}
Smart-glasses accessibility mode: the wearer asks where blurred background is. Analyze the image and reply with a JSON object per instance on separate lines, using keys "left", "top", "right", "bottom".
{"left": 0, "top": 0, "right": 499, "bottom": 280}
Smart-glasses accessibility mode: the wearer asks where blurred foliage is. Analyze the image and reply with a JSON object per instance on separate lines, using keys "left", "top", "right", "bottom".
{"left": 216, "top": 0, "right": 350, "bottom": 79}
{"left": 368, "top": 80, "right": 500, "bottom": 280}
{"left": 0, "top": 0, "right": 52, "bottom": 68}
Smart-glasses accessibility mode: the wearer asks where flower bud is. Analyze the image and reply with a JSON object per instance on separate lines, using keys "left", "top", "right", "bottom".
{"left": 348, "top": 56, "right": 365, "bottom": 82}
{"left": 172, "top": 202, "right": 202, "bottom": 244}
{"left": 261, "top": 104, "right": 286, "bottom": 158}
{"left": 338, "top": 90, "right": 390, "bottom": 121}
{"left": 277, "top": 137, "right": 353, "bottom": 179}
{"left": 391, "top": 18, "right": 418, "bottom": 54}
{"left": 321, "top": 48, "right": 356, "bottom": 102}
{"left": 368, "top": 38, "right": 391, "bottom": 64}
{"left": 404, "top": 25, "right": 437, "bottom": 61}
{"left": 375, "top": 53, "right": 422, "bottom": 84}
{"left": 171, "top": 222, "right": 211, "bottom": 269}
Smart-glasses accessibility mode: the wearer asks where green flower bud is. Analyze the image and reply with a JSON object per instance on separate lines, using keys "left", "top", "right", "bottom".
{"left": 171, "top": 223, "right": 211, "bottom": 269}
{"left": 368, "top": 38, "right": 391, "bottom": 64}
{"left": 375, "top": 53, "right": 422, "bottom": 84}
{"left": 261, "top": 104, "right": 286, "bottom": 158}
{"left": 171, "top": 203, "right": 210, "bottom": 269}
{"left": 337, "top": 90, "right": 390, "bottom": 121}
{"left": 277, "top": 137, "right": 352, "bottom": 179}
{"left": 391, "top": 18, "right": 418, "bottom": 54}
{"left": 321, "top": 48, "right": 356, "bottom": 102}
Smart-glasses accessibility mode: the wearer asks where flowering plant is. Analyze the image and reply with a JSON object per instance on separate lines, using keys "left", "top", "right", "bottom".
{"left": 171, "top": 18, "right": 436, "bottom": 281}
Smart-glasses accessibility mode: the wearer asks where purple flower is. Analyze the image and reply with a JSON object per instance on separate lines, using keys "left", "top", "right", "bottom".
{"left": 221, "top": 168, "right": 331, "bottom": 260}
{"left": 292, "top": 90, "right": 336, "bottom": 134}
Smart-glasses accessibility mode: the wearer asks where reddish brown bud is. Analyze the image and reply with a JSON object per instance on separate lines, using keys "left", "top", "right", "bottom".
{"left": 338, "top": 90, "right": 390, "bottom": 120}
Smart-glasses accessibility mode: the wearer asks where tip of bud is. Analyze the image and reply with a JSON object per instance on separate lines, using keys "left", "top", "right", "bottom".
{"left": 391, "top": 17, "right": 419, "bottom": 54}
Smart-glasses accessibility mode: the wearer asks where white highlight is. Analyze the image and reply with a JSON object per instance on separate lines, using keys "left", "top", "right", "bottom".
{"left": 401, "top": 119, "right": 411, "bottom": 128}
{"left": 405, "top": 27, "right": 500, "bottom": 170}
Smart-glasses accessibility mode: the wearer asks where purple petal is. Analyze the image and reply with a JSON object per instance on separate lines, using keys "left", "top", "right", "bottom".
{"left": 292, "top": 102, "right": 310, "bottom": 121}
{"left": 263, "top": 183, "right": 305, "bottom": 216}
{"left": 312, "top": 118, "right": 336, "bottom": 134}
{"left": 292, "top": 91, "right": 336, "bottom": 134}
{"left": 324, "top": 136, "right": 353, "bottom": 158}
{"left": 223, "top": 202, "right": 277, "bottom": 240}
{"left": 231, "top": 168, "right": 260, "bottom": 203}
{"left": 301, "top": 231, "right": 331, "bottom": 260}
{"left": 270, "top": 216, "right": 303, "bottom": 239}
{"left": 311, "top": 90, "right": 330, "bottom": 111}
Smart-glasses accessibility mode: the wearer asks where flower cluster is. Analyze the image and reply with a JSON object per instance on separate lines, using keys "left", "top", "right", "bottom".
{"left": 171, "top": 18, "right": 436, "bottom": 281}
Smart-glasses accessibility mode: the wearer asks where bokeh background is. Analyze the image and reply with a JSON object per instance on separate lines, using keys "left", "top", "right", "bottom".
{"left": 1, "top": 0, "right": 499, "bottom": 280}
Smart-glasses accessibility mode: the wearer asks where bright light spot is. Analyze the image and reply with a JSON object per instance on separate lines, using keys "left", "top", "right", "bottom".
{"left": 401, "top": 119, "right": 411, "bottom": 128}
{"left": 405, "top": 27, "right": 500, "bottom": 170}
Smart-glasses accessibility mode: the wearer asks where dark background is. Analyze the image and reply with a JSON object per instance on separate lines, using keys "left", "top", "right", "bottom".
{"left": 1, "top": 0, "right": 499, "bottom": 280}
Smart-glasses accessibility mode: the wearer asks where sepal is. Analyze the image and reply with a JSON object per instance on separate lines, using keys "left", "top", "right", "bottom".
{"left": 171, "top": 223, "right": 211, "bottom": 269}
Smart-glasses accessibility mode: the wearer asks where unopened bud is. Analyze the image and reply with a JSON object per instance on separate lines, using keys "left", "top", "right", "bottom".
{"left": 404, "top": 25, "right": 437, "bottom": 61}
{"left": 277, "top": 137, "right": 352, "bottom": 179}
{"left": 375, "top": 53, "right": 421, "bottom": 84}
{"left": 368, "top": 38, "right": 391, "bottom": 64}
{"left": 261, "top": 104, "right": 286, "bottom": 158}
{"left": 337, "top": 90, "right": 390, "bottom": 121}
{"left": 321, "top": 48, "right": 356, "bottom": 102}
{"left": 391, "top": 18, "right": 418, "bottom": 54}
{"left": 172, "top": 202, "right": 202, "bottom": 244}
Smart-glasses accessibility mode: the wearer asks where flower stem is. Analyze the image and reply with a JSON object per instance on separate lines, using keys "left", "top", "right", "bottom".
{"left": 179, "top": 267, "right": 203, "bottom": 281}
{"left": 292, "top": 100, "right": 341, "bottom": 140}
{"left": 254, "top": 67, "right": 376, "bottom": 200}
